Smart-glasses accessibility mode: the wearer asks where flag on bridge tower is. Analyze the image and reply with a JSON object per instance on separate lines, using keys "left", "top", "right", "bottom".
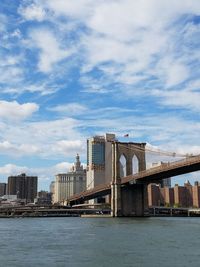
{"left": 124, "top": 134, "right": 129, "bottom": 137}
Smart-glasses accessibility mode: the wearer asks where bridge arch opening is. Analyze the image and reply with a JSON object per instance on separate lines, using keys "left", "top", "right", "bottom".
{"left": 132, "top": 154, "right": 139, "bottom": 174}
{"left": 119, "top": 154, "right": 127, "bottom": 177}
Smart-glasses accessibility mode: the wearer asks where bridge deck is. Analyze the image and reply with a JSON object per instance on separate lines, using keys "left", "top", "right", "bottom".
{"left": 68, "top": 155, "right": 200, "bottom": 203}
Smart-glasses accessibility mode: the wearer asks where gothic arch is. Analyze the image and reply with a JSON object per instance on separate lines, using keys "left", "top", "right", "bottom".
{"left": 115, "top": 142, "right": 146, "bottom": 178}
{"left": 132, "top": 154, "right": 139, "bottom": 174}
{"left": 119, "top": 154, "right": 127, "bottom": 178}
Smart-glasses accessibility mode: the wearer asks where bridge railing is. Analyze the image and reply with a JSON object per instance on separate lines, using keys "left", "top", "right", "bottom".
{"left": 121, "top": 155, "right": 200, "bottom": 183}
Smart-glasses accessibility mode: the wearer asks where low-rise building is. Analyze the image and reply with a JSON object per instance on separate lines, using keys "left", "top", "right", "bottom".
{"left": 34, "top": 191, "right": 52, "bottom": 205}
{"left": 174, "top": 181, "right": 193, "bottom": 207}
{"left": 148, "top": 180, "right": 200, "bottom": 208}
{"left": 193, "top": 181, "right": 200, "bottom": 208}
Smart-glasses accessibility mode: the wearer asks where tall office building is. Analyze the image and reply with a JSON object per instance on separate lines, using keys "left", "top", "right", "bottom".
{"left": 54, "top": 154, "right": 86, "bottom": 204}
{"left": 7, "top": 173, "right": 37, "bottom": 203}
{"left": 86, "top": 133, "right": 116, "bottom": 190}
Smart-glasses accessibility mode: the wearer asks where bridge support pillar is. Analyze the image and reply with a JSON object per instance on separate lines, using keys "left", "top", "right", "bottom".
{"left": 111, "top": 183, "right": 148, "bottom": 217}
{"left": 121, "top": 183, "right": 148, "bottom": 216}
{"left": 111, "top": 182, "right": 122, "bottom": 217}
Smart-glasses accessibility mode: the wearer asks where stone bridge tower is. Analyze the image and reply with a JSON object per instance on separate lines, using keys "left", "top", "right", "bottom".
{"left": 111, "top": 141, "right": 148, "bottom": 217}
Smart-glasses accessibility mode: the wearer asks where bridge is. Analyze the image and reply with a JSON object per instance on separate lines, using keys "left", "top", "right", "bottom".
{"left": 68, "top": 141, "right": 200, "bottom": 217}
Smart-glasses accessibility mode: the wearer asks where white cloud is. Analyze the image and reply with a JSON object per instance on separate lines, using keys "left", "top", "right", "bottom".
{"left": 53, "top": 140, "right": 85, "bottom": 155}
{"left": 14, "top": 0, "right": 200, "bottom": 102}
{"left": 29, "top": 28, "right": 73, "bottom": 72}
{"left": 0, "top": 164, "right": 28, "bottom": 176}
{"left": 0, "top": 54, "right": 25, "bottom": 86}
{"left": 0, "top": 66, "right": 24, "bottom": 84}
{"left": 152, "top": 89, "right": 200, "bottom": 111}
{"left": 2, "top": 82, "right": 60, "bottom": 96}
{"left": 76, "top": 0, "right": 196, "bottom": 92}
{"left": 19, "top": 3, "right": 46, "bottom": 21}
{"left": 0, "top": 141, "right": 40, "bottom": 156}
{"left": 39, "top": 0, "right": 200, "bottom": 33}
{"left": 49, "top": 103, "right": 88, "bottom": 115}
{"left": 166, "top": 63, "right": 189, "bottom": 88}
{"left": 0, "top": 55, "right": 21, "bottom": 67}
{"left": 0, "top": 116, "right": 86, "bottom": 159}
{"left": 0, "top": 101, "right": 39, "bottom": 121}
{"left": 155, "top": 57, "right": 190, "bottom": 88}
{"left": 43, "top": 0, "right": 95, "bottom": 19}
{"left": 53, "top": 162, "right": 72, "bottom": 173}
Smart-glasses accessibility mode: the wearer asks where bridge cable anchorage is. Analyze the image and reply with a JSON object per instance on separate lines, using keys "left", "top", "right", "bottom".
{"left": 119, "top": 143, "right": 196, "bottom": 158}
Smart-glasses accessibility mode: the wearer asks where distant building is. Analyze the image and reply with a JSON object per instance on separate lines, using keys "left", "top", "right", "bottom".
{"left": 148, "top": 180, "right": 200, "bottom": 208}
{"left": 174, "top": 181, "right": 193, "bottom": 208}
{"left": 50, "top": 181, "right": 55, "bottom": 203}
{"left": 148, "top": 184, "right": 161, "bottom": 206}
{"left": 7, "top": 173, "right": 37, "bottom": 203}
{"left": 86, "top": 133, "right": 116, "bottom": 203}
{"left": 54, "top": 154, "right": 86, "bottom": 204}
{"left": 0, "top": 183, "right": 7, "bottom": 196}
{"left": 160, "top": 187, "right": 174, "bottom": 206}
{"left": 193, "top": 181, "right": 200, "bottom": 208}
{"left": 151, "top": 162, "right": 171, "bottom": 187}
{"left": 35, "top": 191, "right": 52, "bottom": 205}
{"left": 86, "top": 133, "right": 116, "bottom": 187}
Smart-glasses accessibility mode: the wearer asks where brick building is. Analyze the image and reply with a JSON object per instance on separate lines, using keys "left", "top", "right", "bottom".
{"left": 148, "top": 181, "right": 200, "bottom": 208}
{"left": 7, "top": 173, "right": 37, "bottom": 203}
{"left": 193, "top": 181, "right": 200, "bottom": 208}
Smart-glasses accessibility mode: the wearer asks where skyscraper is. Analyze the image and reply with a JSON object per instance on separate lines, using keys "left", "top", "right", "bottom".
{"left": 86, "top": 133, "right": 116, "bottom": 190}
{"left": 7, "top": 173, "right": 37, "bottom": 203}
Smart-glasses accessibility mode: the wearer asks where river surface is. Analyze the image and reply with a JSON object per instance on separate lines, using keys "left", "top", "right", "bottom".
{"left": 0, "top": 217, "right": 199, "bottom": 267}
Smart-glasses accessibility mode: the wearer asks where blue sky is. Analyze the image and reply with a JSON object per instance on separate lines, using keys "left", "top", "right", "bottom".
{"left": 1, "top": 0, "right": 200, "bottom": 190}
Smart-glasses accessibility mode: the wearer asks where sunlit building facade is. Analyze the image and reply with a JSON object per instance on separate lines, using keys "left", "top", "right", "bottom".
{"left": 54, "top": 155, "right": 86, "bottom": 204}
{"left": 86, "top": 133, "right": 116, "bottom": 189}
{"left": 86, "top": 133, "right": 116, "bottom": 203}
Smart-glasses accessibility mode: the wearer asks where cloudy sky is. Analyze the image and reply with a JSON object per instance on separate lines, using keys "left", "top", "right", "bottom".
{"left": 1, "top": 0, "right": 200, "bottom": 190}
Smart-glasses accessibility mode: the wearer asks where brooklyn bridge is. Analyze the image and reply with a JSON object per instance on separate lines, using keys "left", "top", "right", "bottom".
{"left": 68, "top": 141, "right": 200, "bottom": 217}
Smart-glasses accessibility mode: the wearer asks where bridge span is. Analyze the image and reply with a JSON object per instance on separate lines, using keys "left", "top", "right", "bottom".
{"left": 69, "top": 155, "right": 200, "bottom": 203}
{"left": 68, "top": 144, "right": 200, "bottom": 217}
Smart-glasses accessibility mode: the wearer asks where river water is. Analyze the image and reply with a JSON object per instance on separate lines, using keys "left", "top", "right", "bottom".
{"left": 0, "top": 217, "right": 199, "bottom": 267}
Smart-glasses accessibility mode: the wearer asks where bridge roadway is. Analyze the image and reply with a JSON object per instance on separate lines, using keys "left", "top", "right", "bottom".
{"left": 68, "top": 155, "right": 200, "bottom": 204}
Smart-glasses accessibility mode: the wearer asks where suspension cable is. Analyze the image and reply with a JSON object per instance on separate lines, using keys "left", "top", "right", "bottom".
{"left": 118, "top": 142, "right": 193, "bottom": 158}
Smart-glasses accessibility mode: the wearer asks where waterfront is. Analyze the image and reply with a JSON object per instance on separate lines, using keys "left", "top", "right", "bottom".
{"left": 0, "top": 217, "right": 199, "bottom": 267}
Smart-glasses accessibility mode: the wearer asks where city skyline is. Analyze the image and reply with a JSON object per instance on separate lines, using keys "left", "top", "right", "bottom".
{"left": 1, "top": 0, "right": 200, "bottom": 190}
